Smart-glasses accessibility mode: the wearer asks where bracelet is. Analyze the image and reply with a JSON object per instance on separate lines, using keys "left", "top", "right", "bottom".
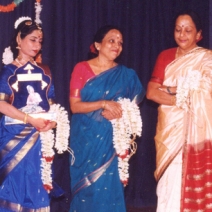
{"left": 167, "top": 86, "right": 176, "bottom": 95}
{"left": 171, "top": 96, "right": 176, "bottom": 105}
{"left": 23, "top": 113, "right": 28, "bottom": 124}
{"left": 102, "top": 100, "right": 106, "bottom": 109}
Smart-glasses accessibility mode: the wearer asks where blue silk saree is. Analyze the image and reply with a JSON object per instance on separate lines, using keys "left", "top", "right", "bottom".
{"left": 0, "top": 63, "right": 55, "bottom": 212}
{"left": 69, "top": 64, "right": 145, "bottom": 212}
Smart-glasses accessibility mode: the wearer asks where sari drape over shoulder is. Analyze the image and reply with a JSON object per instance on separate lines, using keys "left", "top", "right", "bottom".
{"left": 69, "top": 64, "right": 144, "bottom": 212}
{"left": 155, "top": 47, "right": 212, "bottom": 211}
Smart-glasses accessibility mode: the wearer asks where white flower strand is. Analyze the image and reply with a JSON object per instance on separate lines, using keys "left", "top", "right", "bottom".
{"left": 39, "top": 103, "right": 70, "bottom": 192}
{"left": 110, "top": 98, "right": 142, "bottom": 186}
{"left": 50, "top": 104, "right": 70, "bottom": 153}
{"left": 176, "top": 70, "right": 202, "bottom": 111}
{"left": 35, "top": 2, "right": 42, "bottom": 25}
{"left": 2, "top": 47, "right": 13, "bottom": 65}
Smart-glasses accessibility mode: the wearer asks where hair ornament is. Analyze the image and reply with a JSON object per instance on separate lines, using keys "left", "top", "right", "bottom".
{"left": 14, "top": 16, "right": 32, "bottom": 29}
{"left": 2, "top": 46, "right": 14, "bottom": 65}
{"left": 35, "top": 1, "right": 42, "bottom": 24}
{"left": 90, "top": 43, "right": 98, "bottom": 54}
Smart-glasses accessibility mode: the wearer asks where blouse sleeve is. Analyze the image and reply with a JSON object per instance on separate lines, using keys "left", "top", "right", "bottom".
{"left": 150, "top": 52, "right": 166, "bottom": 84}
{"left": 69, "top": 62, "right": 95, "bottom": 98}
{"left": 150, "top": 48, "right": 176, "bottom": 84}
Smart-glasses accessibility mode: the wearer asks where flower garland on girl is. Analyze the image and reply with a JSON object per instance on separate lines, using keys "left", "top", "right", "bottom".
{"left": 2, "top": 3, "right": 73, "bottom": 193}
{"left": 110, "top": 98, "right": 142, "bottom": 186}
{"left": 40, "top": 104, "right": 71, "bottom": 192}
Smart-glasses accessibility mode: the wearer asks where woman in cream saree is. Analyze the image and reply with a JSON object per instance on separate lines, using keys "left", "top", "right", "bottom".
{"left": 156, "top": 46, "right": 212, "bottom": 211}
{"left": 147, "top": 11, "right": 212, "bottom": 212}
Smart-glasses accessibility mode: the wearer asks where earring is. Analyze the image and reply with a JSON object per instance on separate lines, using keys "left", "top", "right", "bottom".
{"left": 16, "top": 46, "right": 21, "bottom": 50}
{"left": 95, "top": 45, "right": 99, "bottom": 50}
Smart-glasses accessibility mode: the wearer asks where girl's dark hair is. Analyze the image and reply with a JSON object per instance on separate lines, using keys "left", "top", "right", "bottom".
{"left": 11, "top": 20, "right": 43, "bottom": 59}
{"left": 174, "top": 10, "right": 202, "bottom": 32}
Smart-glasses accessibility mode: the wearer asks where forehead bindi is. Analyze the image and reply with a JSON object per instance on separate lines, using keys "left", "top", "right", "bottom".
{"left": 105, "top": 30, "right": 123, "bottom": 40}
{"left": 176, "top": 15, "right": 196, "bottom": 29}
{"left": 29, "top": 32, "right": 43, "bottom": 40}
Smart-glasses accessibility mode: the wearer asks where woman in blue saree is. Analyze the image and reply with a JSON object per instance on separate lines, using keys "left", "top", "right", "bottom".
{"left": 0, "top": 17, "right": 57, "bottom": 211}
{"left": 69, "top": 25, "right": 145, "bottom": 212}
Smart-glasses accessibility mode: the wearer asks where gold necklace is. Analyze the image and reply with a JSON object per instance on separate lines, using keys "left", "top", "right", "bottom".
{"left": 15, "top": 55, "right": 36, "bottom": 67}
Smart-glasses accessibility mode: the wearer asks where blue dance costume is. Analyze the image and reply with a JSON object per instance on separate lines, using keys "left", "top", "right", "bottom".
{"left": 0, "top": 62, "right": 55, "bottom": 211}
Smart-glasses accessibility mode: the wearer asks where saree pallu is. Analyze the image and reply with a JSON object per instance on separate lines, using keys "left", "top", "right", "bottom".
{"left": 69, "top": 65, "right": 144, "bottom": 212}
{"left": 155, "top": 47, "right": 212, "bottom": 211}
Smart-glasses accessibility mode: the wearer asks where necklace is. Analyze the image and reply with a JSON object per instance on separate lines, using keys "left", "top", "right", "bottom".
{"left": 15, "top": 56, "right": 36, "bottom": 67}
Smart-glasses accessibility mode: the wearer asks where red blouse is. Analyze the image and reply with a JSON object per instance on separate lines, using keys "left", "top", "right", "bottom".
{"left": 70, "top": 61, "right": 95, "bottom": 98}
{"left": 150, "top": 48, "right": 177, "bottom": 84}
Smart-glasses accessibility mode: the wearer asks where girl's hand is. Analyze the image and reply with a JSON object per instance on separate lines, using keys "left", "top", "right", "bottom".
{"left": 38, "top": 121, "right": 57, "bottom": 132}
{"left": 27, "top": 116, "right": 56, "bottom": 132}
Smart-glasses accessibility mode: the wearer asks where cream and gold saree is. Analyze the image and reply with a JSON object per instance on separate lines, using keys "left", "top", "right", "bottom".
{"left": 155, "top": 47, "right": 212, "bottom": 211}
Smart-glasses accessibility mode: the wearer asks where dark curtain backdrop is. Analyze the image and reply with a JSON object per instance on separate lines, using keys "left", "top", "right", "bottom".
{"left": 0, "top": 0, "right": 210, "bottom": 211}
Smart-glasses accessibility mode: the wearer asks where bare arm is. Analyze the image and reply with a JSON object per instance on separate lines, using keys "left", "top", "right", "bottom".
{"left": 0, "top": 101, "right": 51, "bottom": 130}
{"left": 146, "top": 81, "right": 176, "bottom": 105}
{"left": 70, "top": 97, "right": 122, "bottom": 119}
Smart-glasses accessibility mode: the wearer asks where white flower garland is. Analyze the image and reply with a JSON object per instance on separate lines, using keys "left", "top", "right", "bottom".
{"left": 176, "top": 70, "right": 202, "bottom": 111}
{"left": 40, "top": 103, "right": 70, "bottom": 192}
{"left": 2, "top": 46, "right": 13, "bottom": 65}
{"left": 110, "top": 98, "right": 142, "bottom": 186}
{"left": 35, "top": 2, "right": 42, "bottom": 24}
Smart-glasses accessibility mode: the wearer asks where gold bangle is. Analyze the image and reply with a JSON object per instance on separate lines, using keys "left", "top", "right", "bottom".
{"left": 171, "top": 96, "right": 176, "bottom": 105}
{"left": 23, "top": 113, "right": 28, "bottom": 124}
{"left": 102, "top": 100, "right": 106, "bottom": 109}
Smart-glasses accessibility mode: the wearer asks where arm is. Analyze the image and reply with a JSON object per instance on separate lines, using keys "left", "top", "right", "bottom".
{"left": 147, "top": 48, "right": 177, "bottom": 105}
{"left": 0, "top": 101, "right": 52, "bottom": 130}
{"left": 69, "top": 62, "right": 122, "bottom": 119}
{"left": 146, "top": 81, "right": 176, "bottom": 105}
{"left": 70, "top": 97, "right": 122, "bottom": 119}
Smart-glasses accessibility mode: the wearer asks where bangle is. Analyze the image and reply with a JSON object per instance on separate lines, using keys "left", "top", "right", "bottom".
{"left": 167, "top": 86, "right": 176, "bottom": 95}
{"left": 102, "top": 100, "right": 106, "bottom": 109}
{"left": 23, "top": 113, "right": 28, "bottom": 124}
{"left": 171, "top": 96, "right": 176, "bottom": 105}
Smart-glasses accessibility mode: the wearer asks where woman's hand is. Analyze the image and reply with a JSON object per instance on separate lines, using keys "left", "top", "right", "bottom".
{"left": 101, "top": 100, "right": 122, "bottom": 120}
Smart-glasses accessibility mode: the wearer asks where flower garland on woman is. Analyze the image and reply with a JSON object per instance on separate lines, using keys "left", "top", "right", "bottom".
{"left": 110, "top": 98, "right": 142, "bottom": 186}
